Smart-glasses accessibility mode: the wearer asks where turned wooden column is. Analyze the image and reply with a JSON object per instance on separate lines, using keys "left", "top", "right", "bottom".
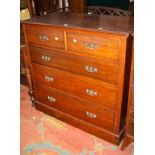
{"left": 21, "top": 45, "right": 35, "bottom": 107}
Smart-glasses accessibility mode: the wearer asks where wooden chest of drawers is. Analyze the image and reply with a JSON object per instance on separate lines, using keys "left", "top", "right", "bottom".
{"left": 22, "top": 13, "right": 134, "bottom": 145}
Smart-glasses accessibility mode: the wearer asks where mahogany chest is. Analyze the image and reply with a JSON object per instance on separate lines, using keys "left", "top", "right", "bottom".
{"left": 22, "top": 12, "right": 134, "bottom": 145}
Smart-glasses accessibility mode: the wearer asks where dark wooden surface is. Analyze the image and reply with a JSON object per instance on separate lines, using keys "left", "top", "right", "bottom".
{"left": 25, "top": 24, "right": 65, "bottom": 49}
{"left": 35, "top": 101, "right": 124, "bottom": 145}
{"left": 67, "top": 31, "right": 120, "bottom": 62}
{"left": 121, "top": 33, "right": 134, "bottom": 149}
{"left": 87, "top": 6, "right": 133, "bottom": 16}
{"left": 30, "top": 46, "right": 119, "bottom": 84}
{"left": 22, "top": 12, "right": 134, "bottom": 35}
{"left": 33, "top": 0, "right": 59, "bottom": 16}
{"left": 69, "top": 0, "right": 86, "bottom": 13}
{"left": 22, "top": 13, "right": 133, "bottom": 145}
{"left": 33, "top": 63, "right": 117, "bottom": 109}
{"left": 20, "top": 74, "right": 28, "bottom": 86}
{"left": 20, "top": 26, "right": 27, "bottom": 86}
{"left": 35, "top": 83, "right": 115, "bottom": 131}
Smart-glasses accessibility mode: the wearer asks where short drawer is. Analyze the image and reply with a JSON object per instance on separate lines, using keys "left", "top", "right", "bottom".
{"left": 35, "top": 83, "right": 115, "bottom": 131}
{"left": 30, "top": 46, "right": 119, "bottom": 85}
{"left": 33, "top": 63, "right": 117, "bottom": 109}
{"left": 128, "top": 112, "right": 134, "bottom": 137}
{"left": 67, "top": 31, "right": 120, "bottom": 62}
{"left": 25, "top": 25, "right": 64, "bottom": 49}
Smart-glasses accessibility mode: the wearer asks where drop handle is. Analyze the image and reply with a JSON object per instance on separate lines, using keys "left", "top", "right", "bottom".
{"left": 39, "top": 35, "right": 49, "bottom": 41}
{"left": 73, "top": 39, "right": 77, "bottom": 43}
{"left": 54, "top": 36, "right": 59, "bottom": 40}
{"left": 85, "top": 66, "right": 97, "bottom": 73}
{"left": 45, "top": 75, "right": 54, "bottom": 82}
{"left": 86, "top": 111, "right": 96, "bottom": 118}
{"left": 47, "top": 96, "right": 56, "bottom": 103}
{"left": 86, "top": 89, "right": 97, "bottom": 96}
{"left": 85, "top": 42, "right": 96, "bottom": 49}
{"left": 41, "top": 55, "right": 51, "bottom": 61}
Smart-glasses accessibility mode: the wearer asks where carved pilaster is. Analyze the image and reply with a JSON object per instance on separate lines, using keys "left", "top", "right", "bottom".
{"left": 21, "top": 45, "right": 35, "bottom": 107}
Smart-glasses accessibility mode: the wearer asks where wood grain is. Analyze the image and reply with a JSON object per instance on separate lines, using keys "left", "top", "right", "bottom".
{"left": 35, "top": 83, "right": 115, "bottom": 131}
{"left": 35, "top": 101, "right": 124, "bottom": 145}
{"left": 21, "top": 12, "right": 134, "bottom": 36}
{"left": 30, "top": 46, "right": 119, "bottom": 84}
{"left": 26, "top": 25, "right": 65, "bottom": 49}
{"left": 67, "top": 31, "right": 120, "bottom": 62}
{"left": 33, "top": 63, "right": 117, "bottom": 109}
{"left": 121, "top": 34, "right": 134, "bottom": 149}
{"left": 22, "top": 13, "right": 133, "bottom": 145}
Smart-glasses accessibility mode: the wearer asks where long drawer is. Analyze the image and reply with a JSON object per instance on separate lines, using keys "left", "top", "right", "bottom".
{"left": 67, "top": 31, "right": 120, "bottom": 62}
{"left": 30, "top": 46, "right": 119, "bottom": 85}
{"left": 33, "top": 63, "right": 117, "bottom": 109}
{"left": 35, "top": 83, "right": 115, "bottom": 131}
{"left": 25, "top": 25, "right": 64, "bottom": 49}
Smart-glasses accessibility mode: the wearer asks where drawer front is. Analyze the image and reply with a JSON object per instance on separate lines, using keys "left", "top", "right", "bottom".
{"left": 33, "top": 63, "right": 117, "bottom": 109}
{"left": 128, "top": 112, "right": 134, "bottom": 137}
{"left": 30, "top": 46, "right": 119, "bottom": 85}
{"left": 35, "top": 83, "right": 115, "bottom": 131}
{"left": 67, "top": 31, "right": 120, "bottom": 62}
{"left": 25, "top": 25, "right": 64, "bottom": 49}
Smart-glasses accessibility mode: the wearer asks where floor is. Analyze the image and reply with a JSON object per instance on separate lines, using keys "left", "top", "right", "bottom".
{"left": 20, "top": 84, "right": 134, "bottom": 155}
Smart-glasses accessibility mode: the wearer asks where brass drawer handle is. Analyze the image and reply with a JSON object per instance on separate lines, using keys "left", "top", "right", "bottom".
{"left": 86, "top": 89, "right": 97, "bottom": 96}
{"left": 86, "top": 111, "right": 96, "bottom": 118}
{"left": 54, "top": 36, "right": 59, "bottom": 41}
{"left": 39, "top": 35, "right": 49, "bottom": 41}
{"left": 45, "top": 75, "right": 54, "bottom": 82}
{"left": 41, "top": 55, "right": 51, "bottom": 61}
{"left": 85, "top": 66, "right": 97, "bottom": 73}
{"left": 73, "top": 39, "right": 77, "bottom": 43}
{"left": 85, "top": 42, "right": 96, "bottom": 49}
{"left": 47, "top": 96, "right": 56, "bottom": 102}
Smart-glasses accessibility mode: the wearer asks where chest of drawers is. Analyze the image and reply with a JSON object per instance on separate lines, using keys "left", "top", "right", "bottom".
{"left": 22, "top": 13, "right": 134, "bottom": 145}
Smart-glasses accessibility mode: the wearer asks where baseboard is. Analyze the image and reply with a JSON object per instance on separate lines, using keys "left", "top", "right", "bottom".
{"left": 35, "top": 101, "right": 124, "bottom": 145}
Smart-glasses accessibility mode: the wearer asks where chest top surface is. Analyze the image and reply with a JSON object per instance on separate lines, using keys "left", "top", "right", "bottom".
{"left": 22, "top": 12, "right": 134, "bottom": 36}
